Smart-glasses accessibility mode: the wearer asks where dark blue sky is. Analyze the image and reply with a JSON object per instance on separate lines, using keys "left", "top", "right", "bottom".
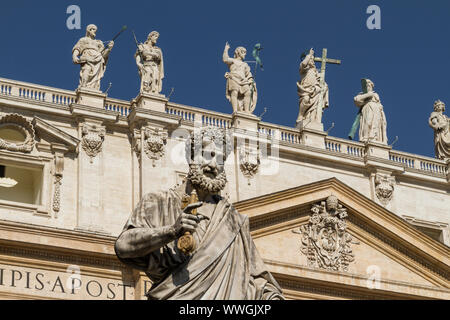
{"left": 1, "top": 0, "right": 449, "bottom": 158}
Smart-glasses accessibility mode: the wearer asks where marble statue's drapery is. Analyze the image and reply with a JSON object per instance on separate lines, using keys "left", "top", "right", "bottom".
{"left": 136, "top": 45, "right": 164, "bottom": 94}
{"left": 116, "top": 190, "right": 283, "bottom": 300}
{"left": 72, "top": 37, "right": 107, "bottom": 90}
{"left": 429, "top": 111, "right": 450, "bottom": 160}
{"left": 297, "top": 57, "right": 329, "bottom": 123}
{"left": 355, "top": 92, "right": 387, "bottom": 144}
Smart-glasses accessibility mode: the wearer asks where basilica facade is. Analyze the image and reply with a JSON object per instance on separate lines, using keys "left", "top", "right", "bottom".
{"left": 0, "top": 71, "right": 448, "bottom": 299}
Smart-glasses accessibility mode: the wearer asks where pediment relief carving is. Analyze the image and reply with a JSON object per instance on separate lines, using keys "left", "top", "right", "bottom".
{"left": 0, "top": 114, "right": 35, "bottom": 153}
{"left": 292, "top": 195, "right": 360, "bottom": 272}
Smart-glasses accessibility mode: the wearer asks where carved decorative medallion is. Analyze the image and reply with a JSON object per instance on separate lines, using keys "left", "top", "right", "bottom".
{"left": 0, "top": 114, "right": 35, "bottom": 153}
{"left": 293, "top": 196, "right": 359, "bottom": 272}
{"left": 375, "top": 174, "right": 395, "bottom": 205}
{"left": 239, "top": 145, "right": 260, "bottom": 181}
{"left": 81, "top": 123, "right": 105, "bottom": 162}
{"left": 143, "top": 127, "right": 168, "bottom": 166}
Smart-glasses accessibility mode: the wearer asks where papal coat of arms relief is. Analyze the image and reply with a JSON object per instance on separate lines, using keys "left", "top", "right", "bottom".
{"left": 293, "top": 195, "right": 359, "bottom": 272}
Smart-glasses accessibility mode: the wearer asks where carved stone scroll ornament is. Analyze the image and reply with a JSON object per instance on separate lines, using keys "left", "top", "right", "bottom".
{"left": 239, "top": 146, "right": 260, "bottom": 183}
{"left": 375, "top": 173, "right": 395, "bottom": 205}
{"left": 293, "top": 196, "right": 359, "bottom": 272}
{"left": 0, "top": 114, "right": 35, "bottom": 153}
{"left": 81, "top": 123, "right": 106, "bottom": 162}
{"left": 143, "top": 127, "right": 168, "bottom": 167}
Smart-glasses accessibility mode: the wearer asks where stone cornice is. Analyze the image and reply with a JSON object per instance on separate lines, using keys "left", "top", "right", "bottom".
{"left": 271, "top": 267, "right": 449, "bottom": 300}
{"left": 70, "top": 103, "right": 118, "bottom": 122}
{"left": 0, "top": 220, "right": 116, "bottom": 256}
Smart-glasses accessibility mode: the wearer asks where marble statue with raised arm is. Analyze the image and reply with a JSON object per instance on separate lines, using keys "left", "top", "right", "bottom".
{"left": 223, "top": 42, "right": 257, "bottom": 114}
{"left": 353, "top": 79, "right": 388, "bottom": 144}
{"left": 72, "top": 24, "right": 114, "bottom": 91}
{"left": 429, "top": 100, "right": 450, "bottom": 160}
{"left": 115, "top": 127, "right": 284, "bottom": 300}
{"left": 296, "top": 48, "right": 329, "bottom": 125}
{"left": 135, "top": 31, "right": 164, "bottom": 94}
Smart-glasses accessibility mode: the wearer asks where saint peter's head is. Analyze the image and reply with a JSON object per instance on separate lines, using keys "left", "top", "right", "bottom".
{"left": 185, "top": 127, "right": 232, "bottom": 194}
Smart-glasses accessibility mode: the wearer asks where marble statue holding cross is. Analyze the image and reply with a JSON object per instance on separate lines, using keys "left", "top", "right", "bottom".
{"left": 296, "top": 48, "right": 341, "bottom": 131}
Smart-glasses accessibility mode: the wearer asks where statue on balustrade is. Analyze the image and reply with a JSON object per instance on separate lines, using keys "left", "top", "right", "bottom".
{"left": 223, "top": 42, "right": 257, "bottom": 114}
{"left": 72, "top": 24, "right": 114, "bottom": 91}
{"left": 429, "top": 100, "right": 450, "bottom": 160}
{"left": 296, "top": 48, "right": 329, "bottom": 126}
{"left": 353, "top": 79, "right": 388, "bottom": 144}
{"left": 115, "top": 127, "right": 284, "bottom": 300}
{"left": 135, "top": 31, "right": 164, "bottom": 94}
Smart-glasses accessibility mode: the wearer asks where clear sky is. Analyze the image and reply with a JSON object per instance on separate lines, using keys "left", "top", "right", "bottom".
{"left": 1, "top": 0, "right": 449, "bottom": 159}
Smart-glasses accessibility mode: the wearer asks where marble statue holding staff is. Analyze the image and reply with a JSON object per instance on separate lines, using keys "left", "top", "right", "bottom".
{"left": 72, "top": 24, "right": 115, "bottom": 91}
{"left": 223, "top": 42, "right": 257, "bottom": 114}
{"left": 296, "top": 48, "right": 329, "bottom": 125}
{"left": 135, "top": 31, "right": 164, "bottom": 94}
{"left": 429, "top": 100, "right": 450, "bottom": 160}
{"left": 115, "top": 127, "right": 284, "bottom": 300}
{"left": 353, "top": 79, "right": 388, "bottom": 144}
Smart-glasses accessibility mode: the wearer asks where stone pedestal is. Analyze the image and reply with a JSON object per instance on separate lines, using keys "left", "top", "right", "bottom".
{"left": 132, "top": 93, "right": 167, "bottom": 113}
{"left": 300, "top": 128, "right": 327, "bottom": 150}
{"left": 365, "top": 141, "right": 391, "bottom": 160}
{"left": 75, "top": 87, "right": 106, "bottom": 109}
{"left": 296, "top": 120, "right": 324, "bottom": 132}
{"left": 232, "top": 112, "right": 260, "bottom": 132}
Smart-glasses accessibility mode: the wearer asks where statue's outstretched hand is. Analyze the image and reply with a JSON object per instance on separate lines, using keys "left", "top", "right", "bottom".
{"left": 173, "top": 202, "right": 204, "bottom": 236}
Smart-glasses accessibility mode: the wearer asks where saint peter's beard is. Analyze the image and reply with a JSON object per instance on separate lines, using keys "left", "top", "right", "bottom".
{"left": 187, "top": 163, "right": 227, "bottom": 194}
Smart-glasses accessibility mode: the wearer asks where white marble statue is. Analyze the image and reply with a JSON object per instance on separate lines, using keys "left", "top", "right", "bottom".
{"left": 296, "top": 49, "right": 329, "bottom": 125}
{"left": 115, "top": 127, "right": 284, "bottom": 300}
{"left": 72, "top": 24, "right": 114, "bottom": 91}
{"left": 353, "top": 79, "right": 388, "bottom": 144}
{"left": 223, "top": 42, "right": 257, "bottom": 114}
{"left": 135, "top": 31, "right": 164, "bottom": 94}
{"left": 429, "top": 100, "right": 450, "bottom": 160}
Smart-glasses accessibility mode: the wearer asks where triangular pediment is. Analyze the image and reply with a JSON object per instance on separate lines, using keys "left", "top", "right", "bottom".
{"left": 32, "top": 117, "right": 79, "bottom": 152}
{"left": 235, "top": 178, "right": 450, "bottom": 299}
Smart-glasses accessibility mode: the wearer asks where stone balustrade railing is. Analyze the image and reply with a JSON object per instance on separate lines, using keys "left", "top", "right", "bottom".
{"left": 0, "top": 77, "right": 76, "bottom": 106}
{"left": 165, "top": 103, "right": 232, "bottom": 128}
{"left": 325, "top": 136, "right": 366, "bottom": 158}
{"left": 104, "top": 98, "right": 131, "bottom": 116}
{"left": 0, "top": 77, "right": 448, "bottom": 180}
{"left": 389, "top": 150, "right": 448, "bottom": 175}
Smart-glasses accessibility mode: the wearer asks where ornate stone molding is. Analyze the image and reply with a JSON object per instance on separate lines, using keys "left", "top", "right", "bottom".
{"left": 0, "top": 114, "right": 35, "bottom": 153}
{"left": 239, "top": 145, "right": 260, "bottom": 182}
{"left": 375, "top": 173, "right": 396, "bottom": 205}
{"left": 81, "top": 123, "right": 105, "bottom": 162}
{"left": 293, "top": 195, "right": 359, "bottom": 272}
{"left": 143, "top": 127, "right": 168, "bottom": 166}
{"left": 52, "top": 174, "right": 62, "bottom": 213}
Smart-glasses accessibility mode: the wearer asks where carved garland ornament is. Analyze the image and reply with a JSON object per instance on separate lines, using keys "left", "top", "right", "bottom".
{"left": 81, "top": 123, "right": 106, "bottom": 161}
{"left": 293, "top": 196, "right": 359, "bottom": 272}
{"left": 0, "top": 114, "right": 35, "bottom": 153}
{"left": 375, "top": 174, "right": 395, "bottom": 205}
{"left": 239, "top": 145, "right": 260, "bottom": 181}
{"left": 143, "top": 127, "right": 168, "bottom": 166}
